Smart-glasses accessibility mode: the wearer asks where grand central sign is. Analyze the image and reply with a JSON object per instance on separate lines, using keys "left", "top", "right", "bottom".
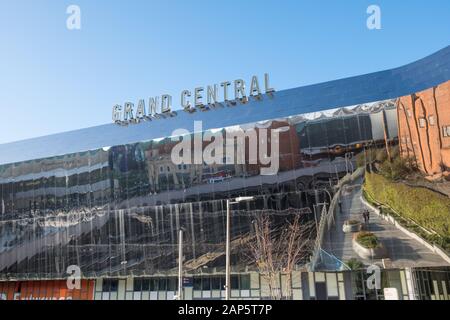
{"left": 112, "top": 73, "right": 274, "bottom": 124}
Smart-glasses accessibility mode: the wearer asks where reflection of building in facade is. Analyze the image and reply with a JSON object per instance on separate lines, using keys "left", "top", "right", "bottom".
{"left": 398, "top": 80, "right": 450, "bottom": 179}
{"left": 0, "top": 46, "right": 449, "bottom": 299}
{"left": 298, "top": 103, "right": 398, "bottom": 161}
{"left": 143, "top": 121, "right": 303, "bottom": 192}
{"left": 0, "top": 104, "right": 399, "bottom": 279}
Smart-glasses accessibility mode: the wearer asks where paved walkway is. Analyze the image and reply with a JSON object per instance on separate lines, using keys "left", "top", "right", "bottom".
{"left": 322, "top": 179, "right": 449, "bottom": 269}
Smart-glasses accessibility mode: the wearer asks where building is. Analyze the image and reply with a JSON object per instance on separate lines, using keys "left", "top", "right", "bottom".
{"left": 398, "top": 80, "right": 450, "bottom": 179}
{"left": 0, "top": 46, "right": 449, "bottom": 300}
{"left": 1, "top": 267, "right": 449, "bottom": 300}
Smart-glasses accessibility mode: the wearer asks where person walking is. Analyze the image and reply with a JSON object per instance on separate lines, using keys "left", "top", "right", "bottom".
{"left": 362, "top": 210, "right": 369, "bottom": 224}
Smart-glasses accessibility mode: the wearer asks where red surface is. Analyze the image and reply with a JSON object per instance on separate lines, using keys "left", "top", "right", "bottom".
{"left": 0, "top": 279, "right": 95, "bottom": 300}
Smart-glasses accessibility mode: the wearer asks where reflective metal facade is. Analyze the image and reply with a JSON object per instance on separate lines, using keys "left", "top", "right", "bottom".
{"left": 0, "top": 101, "right": 398, "bottom": 279}
{"left": 0, "top": 46, "right": 449, "bottom": 280}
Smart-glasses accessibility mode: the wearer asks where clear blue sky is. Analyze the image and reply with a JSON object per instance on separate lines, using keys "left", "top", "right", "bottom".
{"left": 0, "top": 0, "right": 449, "bottom": 144}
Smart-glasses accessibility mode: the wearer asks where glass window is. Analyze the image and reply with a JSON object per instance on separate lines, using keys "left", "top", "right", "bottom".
{"left": 102, "top": 280, "right": 110, "bottom": 292}
{"left": 110, "top": 280, "right": 118, "bottom": 292}
{"left": 240, "top": 275, "right": 250, "bottom": 290}
{"left": 193, "top": 278, "right": 202, "bottom": 291}
{"left": 202, "top": 278, "right": 211, "bottom": 291}
{"left": 418, "top": 118, "right": 426, "bottom": 128}
{"left": 103, "top": 279, "right": 118, "bottom": 292}
{"left": 150, "top": 278, "right": 158, "bottom": 291}
{"left": 159, "top": 278, "right": 167, "bottom": 291}
{"left": 211, "top": 277, "right": 223, "bottom": 290}
{"left": 351, "top": 272, "right": 365, "bottom": 300}
{"left": 134, "top": 279, "right": 145, "bottom": 292}
{"left": 133, "top": 279, "right": 141, "bottom": 292}
{"left": 443, "top": 126, "right": 450, "bottom": 137}
{"left": 428, "top": 115, "right": 436, "bottom": 126}
{"left": 141, "top": 279, "right": 150, "bottom": 291}
{"left": 167, "top": 278, "right": 177, "bottom": 291}
{"left": 231, "top": 275, "right": 239, "bottom": 290}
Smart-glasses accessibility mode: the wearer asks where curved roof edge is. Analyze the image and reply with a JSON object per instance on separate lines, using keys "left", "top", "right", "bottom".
{"left": 0, "top": 45, "right": 449, "bottom": 166}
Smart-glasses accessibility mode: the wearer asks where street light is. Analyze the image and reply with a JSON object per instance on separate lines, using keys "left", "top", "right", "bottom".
{"left": 225, "top": 196, "right": 254, "bottom": 300}
{"left": 177, "top": 228, "right": 184, "bottom": 300}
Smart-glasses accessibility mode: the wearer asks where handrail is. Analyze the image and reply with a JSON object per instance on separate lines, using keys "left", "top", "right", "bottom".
{"left": 363, "top": 188, "right": 440, "bottom": 238}
{"left": 309, "top": 167, "right": 365, "bottom": 271}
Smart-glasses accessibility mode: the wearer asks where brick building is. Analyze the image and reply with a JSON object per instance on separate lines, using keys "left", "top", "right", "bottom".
{"left": 397, "top": 80, "right": 450, "bottom": 179}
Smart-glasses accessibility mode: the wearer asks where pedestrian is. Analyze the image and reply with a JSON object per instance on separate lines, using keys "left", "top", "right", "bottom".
{"left": 366, "top": 210, "right": 370, "bottom": 223}
{"left": 362, "top": 210, "right": 368, "bottom": 224}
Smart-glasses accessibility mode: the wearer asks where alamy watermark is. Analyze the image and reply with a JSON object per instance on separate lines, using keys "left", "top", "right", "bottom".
{"left": 66, "top": 5, "right": 81, "bottom": 30}
{"left": 66, "top": 265, "right": 81, "bottom": 289}
{"left": 367, "top": 5, "right": 381, "bottom": 30}
{"left": 366, "top": 264, "right": 381, "bottom": 290}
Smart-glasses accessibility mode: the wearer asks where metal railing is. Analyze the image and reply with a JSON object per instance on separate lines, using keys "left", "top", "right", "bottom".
{"left": 309, "top": 167, "right": 365, "bottom": 271}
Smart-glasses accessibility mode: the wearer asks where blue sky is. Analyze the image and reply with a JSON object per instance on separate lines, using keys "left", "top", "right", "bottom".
{"left": 0, "top": 0, "right": 449, "bottom": 144}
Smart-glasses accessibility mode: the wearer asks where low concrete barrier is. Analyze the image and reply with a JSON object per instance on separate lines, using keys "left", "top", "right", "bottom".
{"left": 343, "top": 222, "right": 362, "bottom": 233}
{"left": 352, "top": 237, "right": 387, "bottom": 260}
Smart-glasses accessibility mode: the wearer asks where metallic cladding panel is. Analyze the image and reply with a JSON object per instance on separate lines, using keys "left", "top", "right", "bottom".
{"left": 0, "top": 46, "right": 449, "bottom": 166}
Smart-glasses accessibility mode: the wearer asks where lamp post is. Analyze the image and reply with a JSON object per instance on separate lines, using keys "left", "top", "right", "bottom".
{"left": 177, "top": 228, "right": 184, "bottom": 300}
{"left": 225, "top": 196, "right": 254, "bottom": 300}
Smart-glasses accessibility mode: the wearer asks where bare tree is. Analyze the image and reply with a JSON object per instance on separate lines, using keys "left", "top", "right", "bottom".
{"left": 247, "top": 212, "right": 314, "bottom": 299}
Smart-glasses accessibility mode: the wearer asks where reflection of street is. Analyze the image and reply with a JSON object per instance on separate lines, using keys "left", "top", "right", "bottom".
{"left": 322, "top": 178, "right": 448, "bottom": 268}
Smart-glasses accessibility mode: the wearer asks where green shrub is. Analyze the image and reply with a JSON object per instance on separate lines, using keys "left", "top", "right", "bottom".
{"left": 365, "top": 173, "right": 450, "bottom": 241}
{"left": 346, "top": 258, "right": 365, "bottom": 270}
{"left": 390, "top": 146, "right": 400, "bottom": 159}
{"left": 355, "top": 148, "right": 379, "bottom": 168}
{"left": 375, "top": 148, "right": 388, "bottom": 163}
{"left": 356, "top": 232, "right": 380, "bottom": 249}
{"left": 355, "top": 152, "right": 366, "bottom": 168}
{"left": 378, "top": 156, "right": 413, "bottom": 180}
